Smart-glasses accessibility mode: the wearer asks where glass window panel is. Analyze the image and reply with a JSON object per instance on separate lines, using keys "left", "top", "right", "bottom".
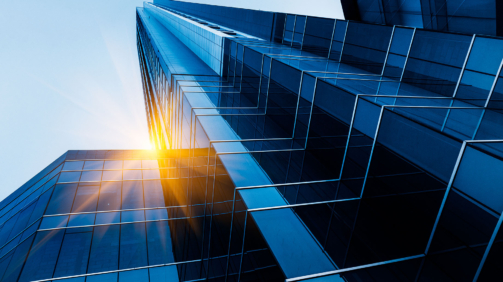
{"left": 40, "top": 215, "right": 68, "bottom": 229}
{"left": 21, "top": 219, "right": 40, "bottom": 241}
{"left": 83, "top": 161, "right": 104, "bottom": 170}
{"left": 98, "top": 183, "right": 121, "bottom": 211}
{"left": 119, "top": 269, "right": 149, "bottom": 282}
{"left": 54, "top": 232, "right": 92, "bottom": 277}
{"left": 0, "top": 254, "right": 13, "bottom": 282}
{"left": 80, "top": 171, "right": 102, "bottom": 182}
{"left": 86, "top": 273, "right": 117, "bottom": 282}
{"left": 123, "top": 170, "right": 142, "bottom": 180}
{"left": 455, "top": 146, "right": 503, "bottom": 212}
{"left": 119, "top": 223, "right": 148, "bottom": 269}
{"left": 102, "top": 170, "right": 122, "bottom": 181}
{"left": 88, "top": 225, "right": 120, "bottom": 273}
{"left": 18, "top": 230, "right": 64, "bottom": 282}
{"left": 45, "top": 184, "right": 78, "bottom": 215}
{"left": 142, "top": 160, "right": 159, "bottom": 168}
{"left": 149, "top": 266, "right": 179, "bottom": 281}
{"left": 122, "top": 181, "right": 144, "bottom": 209}
{"left": 456, "top": 70, "right": 495, "bottom": 106}
{"left": 104, "top": 160, "right": 123, "bottom": 170}
{"left": 57, "top": 278, "right": 85, "bottom": 282}
{"left": 145, "top": 209, "right": 168, "bottom": 221}
{"left": 28, "top": 188, "right": 53, "bottom": 223}
{"left": 142, "top": 169, "right": 160, "bottom": 180}
{"left": 2, "top": 234, "right": 35, "bottom": 282}
{"left": 68, "top": 214, "right": 95, "bottom": 227}
{"left": 146, "top": 221, "right": 174, "bottom": 265}
{"left": 7, "top": 203, "right": 36, "bottom": 241}
{"left": 58, "top": 172, "right": 81, "bottom": 183}
{"left": 95, "top": 212, "right": 120, "bottom": 225}
{"left": 144, "top": 180, "right": 165, "bottom": 208}
{"left": 0, "top": 235, "right": 21, "bottom": 257}
{"left": 121, "top": 210, "right": 145, "bottom": 223}
{"left": 0, "top": 213, "right": 20, "bottom": 246}
{"left": 123, "top": 160, "right": 142, "bottom": 169}
{"left": 466, "top": 37, "right": 503, "bottom": 75}
{"left": 390, "top": 27, "right": 414, "bottom": 56}
{"left": 72, "top": 184, "right": 99, "bottom": 212}
{"left": 63, "top": 161, "right": 84, "bottom": 171}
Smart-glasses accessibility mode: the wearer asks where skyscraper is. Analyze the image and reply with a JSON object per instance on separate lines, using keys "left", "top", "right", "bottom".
{"left": 1, "top": 0, "right": 503, "bottom": 281}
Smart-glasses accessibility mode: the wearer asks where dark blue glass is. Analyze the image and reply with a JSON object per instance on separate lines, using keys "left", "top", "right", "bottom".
{"left": 119, "top": 269, "right": 149, "bottom": 282}
{"left": 72, "top": 184, "right": 99, "bottom": 212}
{"left": 146, "top": 221, "right": 174, "bottom": 265}
{"left": 19, "top": 230, "right": 65, "bottom": 282}
{"left": 119, "top": 223, "right": 148, "bottom": 269}
{"left": 46, "top": 184, "right": 78, "bottom": 215}
{"left": 88, "top": 225, "right": 120, "bottom": 272}
{"left": 122, "top": 181, "right": 144, "bottom": 209}
{"left": 54, "top": 231, "right": 93, "bottom": 277}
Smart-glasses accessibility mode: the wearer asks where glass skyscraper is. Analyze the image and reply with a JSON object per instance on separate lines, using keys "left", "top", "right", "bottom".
{"left": 1, "top": 0, "right": 503, "bottom": 281}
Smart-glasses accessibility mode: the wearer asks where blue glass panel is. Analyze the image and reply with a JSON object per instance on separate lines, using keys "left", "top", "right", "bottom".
{"left": 98, "top": 182, "right": 122, "bottom": 211}
{"left": 40, "top": 215, "right": 68, "bottom": 229}
{"left": 20, "top": 219, "right": 40, "bottom": 240}
{"left": 68, "top": 214, "right": 95, "bottom": 227}
{"left": 86, "top": 273, "right": 117, "bottom": 282}
{"left": 19, "top": 230, "right": 65, "bottom": 282}
{"left": 149, "top": 266, "right": 179, "bottom": 281}
{"left": 0, "top": 254, "right": 13, "bottom": 282}
{"left": 121, "top": 210, "right": 145, "bottom": 223}
{"left": 72, "top": 184, "right": 99, "bottom": 212}
{"left": 144, "top": 180, "right": 165, "bottom": 208}
{"left": 341, "top": 22, "right": 393, "bottom": 74}
{"left": 302, "top": 17, "right": 334, "bottom": 57}
{"left": 251, "top": 209, "right": 335, "bottom": 277}
{"left": 83, "top": 161, "right": 104, "bottom": 170}
{"left": 466, "top": 37, "right": 503, "bottom": 75}
{"left": 10, "top": 202, "right": 36, "bottom": 238}
{"left": 0, "top": 213, "right": 20, "bottom": 246}
{"left": 58, "top": 172, "right": 81, "bottom": 183}
{"left": 377, "top": 109, "right": 461, "bottom": 182}
{"left": 119, "top": 269, "right": 149, "bottom": 282}
{"left": 119, "top": 223, "right": 148, "bottom": 269}
{"left": 45, "top": 184, "right": 78, "bottom": 215}
{"left": 80, "top": 171, "right": 102, "bottom": 182}
{"left": 145, "top": 209, "right": 168, "bottom": 220}
{"left": 63, "top": 161, "right": 84, "bottom": 171}
{"left": 57, "top": 278, "right": 85, "bottom": 282}
{"left": 389, "top": 27, "right": 414, "bottom": 56}
{"left": 2, "top": 234, "right": 34, "bottom": 282}
{"left": 54, "top": 232, "right": 92, "bottom": 277}
{"left": 88, "top": 225, "right": 120, "bottom": 272}
{"left": 96, "top": 212, "right": 120, "bottom": 225}
{"left": 146, "top": 221, "right": 174, "bottom": 265}
{"left": 455, "top": 146, "right": 503, "bottom": 212}
{"left": 122, "top": 181, "right": 144, "bottom": 209}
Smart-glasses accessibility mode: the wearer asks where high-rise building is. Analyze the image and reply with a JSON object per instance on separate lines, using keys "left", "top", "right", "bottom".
{"left": 1, "top": 0, "right": 503, "bottom": 281}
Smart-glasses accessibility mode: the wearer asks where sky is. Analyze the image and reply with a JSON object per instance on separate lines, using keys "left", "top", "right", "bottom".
{"left": 0, "top": 0, "right": 343, "bottom": 201}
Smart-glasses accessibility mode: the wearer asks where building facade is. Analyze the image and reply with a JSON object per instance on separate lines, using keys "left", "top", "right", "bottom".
{"left": 0, "top": 0, "right": 503, "bottom": 281}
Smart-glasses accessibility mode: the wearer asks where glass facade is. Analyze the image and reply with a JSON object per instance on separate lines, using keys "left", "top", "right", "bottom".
{"left": 341, "top": 0, "right": 503, "bottom": 36}
{"left": 1, "top": 0, "right": 503, "bottom": 281}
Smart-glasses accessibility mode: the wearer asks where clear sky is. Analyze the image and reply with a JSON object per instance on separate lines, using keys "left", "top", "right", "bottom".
{"left": 0, "top": 0, "right": 343, "bottom": 201}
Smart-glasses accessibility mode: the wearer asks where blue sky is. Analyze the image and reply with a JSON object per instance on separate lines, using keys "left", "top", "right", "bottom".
{"left": 0, "top": 0, "right": 342, "bottom": 201}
